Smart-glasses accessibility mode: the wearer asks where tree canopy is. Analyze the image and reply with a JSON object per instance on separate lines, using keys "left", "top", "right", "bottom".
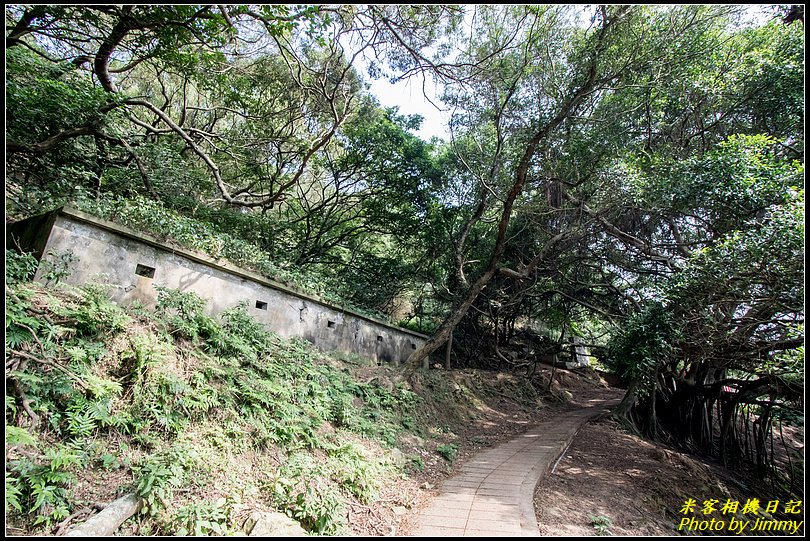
{"left": 5, "top": 3, "right": 804, "bottom": 484}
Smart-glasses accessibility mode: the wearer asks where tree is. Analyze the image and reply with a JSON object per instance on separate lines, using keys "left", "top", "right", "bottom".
{"left": 5, "top": 5, "right": 368, "bottom": 209}
{"left": 404, "top": 4, "right": 717, "bottom": 368}
{"left": 609, "top": 135, "right": 804, "bottom": 471}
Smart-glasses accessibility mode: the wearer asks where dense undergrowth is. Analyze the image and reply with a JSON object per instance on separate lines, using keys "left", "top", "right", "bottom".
{"left": 5, "top": 250, "right": 549, "bottom": 536}
{"left": 4, "top": 250, "right": 428, "bottom": 535}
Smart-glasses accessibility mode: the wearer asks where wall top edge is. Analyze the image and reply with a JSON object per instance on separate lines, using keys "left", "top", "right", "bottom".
{"left": 50, "top": 206, "right": 430, "bottom": 340}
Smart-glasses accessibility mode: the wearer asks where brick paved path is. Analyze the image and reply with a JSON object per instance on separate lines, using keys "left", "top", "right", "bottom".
{"left": 410, "top": 396, "right": 620, "bottom": 536}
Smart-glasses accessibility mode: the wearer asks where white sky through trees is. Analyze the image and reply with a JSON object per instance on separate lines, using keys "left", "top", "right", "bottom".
{"left": 369, "top": 74, "right": 448, "bottom": 141}
{"left": 364, "top": 3, "right": 774, "bottom": 142}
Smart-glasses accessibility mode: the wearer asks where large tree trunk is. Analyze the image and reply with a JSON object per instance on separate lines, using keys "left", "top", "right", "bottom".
{"left": 404, "top": 7, "right": 624, "bottom": 370}
{"left": 613, "top": 381, "right": 639, "bottom": 419}
{"left": 410, "top": 268, "right": 498, "bottom": 369}
{"left": 65, "top": 493, "right": 143, "bottom": 537}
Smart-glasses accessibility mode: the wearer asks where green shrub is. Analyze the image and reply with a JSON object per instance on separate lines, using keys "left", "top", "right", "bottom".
{"left": 133, "top": 446, "right": 198, "bottom": 516}
{"left": 6, "top": 443, "right": 82, "bottom": 529}
{"left": 328, "top": 442, "right": 382, "bottom": 504}
{"left": 270, "top": 453, "right": 348, "bottom": 535}
{"left": 63, "top": 283, "right": 131, "bottom": 336}
{"left": 591, "top": 514, "right": 613, "bottom": 536}
{"left": 409, "top": 455, "right": 425, "bottom": 472}
{"left": 171, "top": 498, "right": 236, "bottom": 536}
{"left": 436, "top": 443, "right": 458, "bottom": 462}
{"left": 6, "top": 250, "right": 39, "bottom": 285}
{"left": 155, "top": 287, "right": 217, "bottom": 341}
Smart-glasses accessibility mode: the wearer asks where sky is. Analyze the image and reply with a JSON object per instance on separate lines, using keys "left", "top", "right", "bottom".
{"left": 363, "top": 4, "right": 776, "bottom": 143}
{"left": 368, "top": 72, "right": 450, "bottom": 142}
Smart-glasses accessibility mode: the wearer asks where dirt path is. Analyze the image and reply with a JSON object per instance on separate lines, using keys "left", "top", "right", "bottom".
{"left": 534, "top": 413, "right": 805, "bottom": 537}
{"left": 407, "top": 389, "right": 623, "bottom": 536}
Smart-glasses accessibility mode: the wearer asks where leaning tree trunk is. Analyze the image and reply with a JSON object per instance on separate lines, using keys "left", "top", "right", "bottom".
{"left": 65, "top": 493, "right": 143, "bottom": 537}
{"left": 404, "top": 10, "right": 622, "bottom": 371}
{"left": 408, "top": 268, "right": 498, "bottom": 370}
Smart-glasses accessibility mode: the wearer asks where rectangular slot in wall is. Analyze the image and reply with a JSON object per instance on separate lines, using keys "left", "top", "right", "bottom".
{"left": 255, "top": 300, "right": 268, "bottom": 310}
{"left": 411, "top": 343, "right": 417, "bottom": 350}
{"left": 135, "top": 264, "right": 155, "bottom": 279}
{"left": 327, "top": 320, "right": 336, "bottom": 328}
{"left": 377, "top": 335, "right": 383, "bottom": 342}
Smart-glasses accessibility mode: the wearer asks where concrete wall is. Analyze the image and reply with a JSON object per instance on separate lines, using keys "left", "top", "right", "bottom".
{"left": 8, "top": 208, "right": 427, "bottom": 365}
{"left": 567, "top": 337, "right": 592, "bottom": 369}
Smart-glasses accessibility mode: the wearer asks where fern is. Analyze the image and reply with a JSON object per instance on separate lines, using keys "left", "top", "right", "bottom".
{"left": 66, "top": 409, "right": 97, "bottom": 438}
{"left": 5, "top": 326, "right": 36, "bottom": 349}
{"left": 64, "top": 345, "right": 89, "bottom": 364}
{"left": 6, "top": 474, "right": 23, "bottom": 513}
{"left": 42, "top": 446, "right": 81, "bottom": 471}
{"left": 82, "top": 374, "right": 122, "bottom": 399}
{"left": 7, "top": 445, "right": 80, "bottom": 528}
{"left": 6, "top": 425, "right": 38, "bottom": 446}
{"left": 6, "top": 394, "right": 19, "bottom": 418}
{"left": 7, "top": 371, "right": 44, "bottom": 388}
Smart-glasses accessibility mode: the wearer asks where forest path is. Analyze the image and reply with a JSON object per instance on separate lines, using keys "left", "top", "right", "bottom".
{"left": 409, "top": 389, "right": 623, "bottom": 536}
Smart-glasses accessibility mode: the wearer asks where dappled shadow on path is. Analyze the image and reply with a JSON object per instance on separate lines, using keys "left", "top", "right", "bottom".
{"left": 410, "top": 391, "right": 622, "bottom": 536}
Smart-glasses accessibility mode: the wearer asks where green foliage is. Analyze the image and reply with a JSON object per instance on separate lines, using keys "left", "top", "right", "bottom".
{"left": 409, "top": 455, "right": 426, "bottom": 472}
{"left": 327, "top": 442, "right": 382, "bottom": 504}
{"left": 99, "top": 453, "right": 121, "bottom": 471}
{"left": 605, "top": 303, "right": 678, "bottom": 398}
{"left": 720, "top": 20, "right": 805, "bottom": 141}
{"left": 133, "top": 446, "right": 198, "bottom": 516}
{"left": 270, "top": 452, "right": 349, "bottom": 535}
{"left": 6, "top": 474, "right": 24, "bottom": 514}
{"left": 436, "top": 443, "right": 459, "bottom": 463}
{"left": 5, "top": 276, "right": 60, "bottom": 402}
{"left": 171, "top": 497, "right": 237, "bottom": 536}
{"left": 5, "top": 47, "right": 111, "bottom": 205}
{"left": 155, "top": 287, "right": 218, "bottom": 341}
{"left": 290, "top": 483, "right": 347, "bottom": 535}
{"left": 131, "top": 369, "right": 195, "bottom": 436}
{"left": 38, "top": 250, "right": 76, "bottom": 286}
{"left": 341, "top": 382, "right": 421, "bottom": 446}
{"left": 5, "top": 48, "right": 110, "bottom": 147}
{"left": 619, "top": 134, "right": 803, "bottom": 397}
{"left": 60, "top": 283, "right": 131, "bottom": 336}
{"left": 631, "top": 134, "right": 802, "bottom": 235}
{"left": 397, "top": 316, "right": 439, "bottom": 335}
{"left": 6, "top": 250, "right": 40, "bottom": 285}
{"left": 6, "top": 425, "right": 39, "bottom": 447}
{"left": 3, "top": 5, "right": 804, "bottom": 524}
{"left": 62, "top": 386, "right": 124, "bottom": 439}
{"left": 6, "top": 444, "right": 82, "bottom": 529}
{"left": 591, "top": 514, "right": 613, "bottom": 536}
{"left": 11, "top": 275, "right": 424, "bottom": 533}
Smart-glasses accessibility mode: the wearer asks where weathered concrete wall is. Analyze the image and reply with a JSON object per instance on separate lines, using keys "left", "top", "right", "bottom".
{"left": 567, "top": 337, "right": 591, "bottom": 369}
{"left": 9, "top": 208, "right": 427, "bottom": 365}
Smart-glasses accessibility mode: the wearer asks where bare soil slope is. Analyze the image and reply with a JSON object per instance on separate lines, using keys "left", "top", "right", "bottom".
{"left": 535, "top": 418, "right": 805, "bottom": 536}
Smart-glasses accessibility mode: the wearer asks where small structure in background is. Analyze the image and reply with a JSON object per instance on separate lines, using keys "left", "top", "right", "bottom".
{"left": 569, "top": 337, "right": 592, "bottom": 369}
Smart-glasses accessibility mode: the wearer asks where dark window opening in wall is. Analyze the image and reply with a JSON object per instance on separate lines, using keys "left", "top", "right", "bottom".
{"left": 255, "top": 300, "right": 268, "bottom": 310}
{"left": 135, "top": 264, "right": 155, "bottom": 279}
{"left": 327, "top": 320, "right": 336, "bottom": 328}
{"left": 411, "top": 343, "right": 417, "bottom": 350}
{"left": 377, "top": 335, "right": 383, "bottom": 342}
